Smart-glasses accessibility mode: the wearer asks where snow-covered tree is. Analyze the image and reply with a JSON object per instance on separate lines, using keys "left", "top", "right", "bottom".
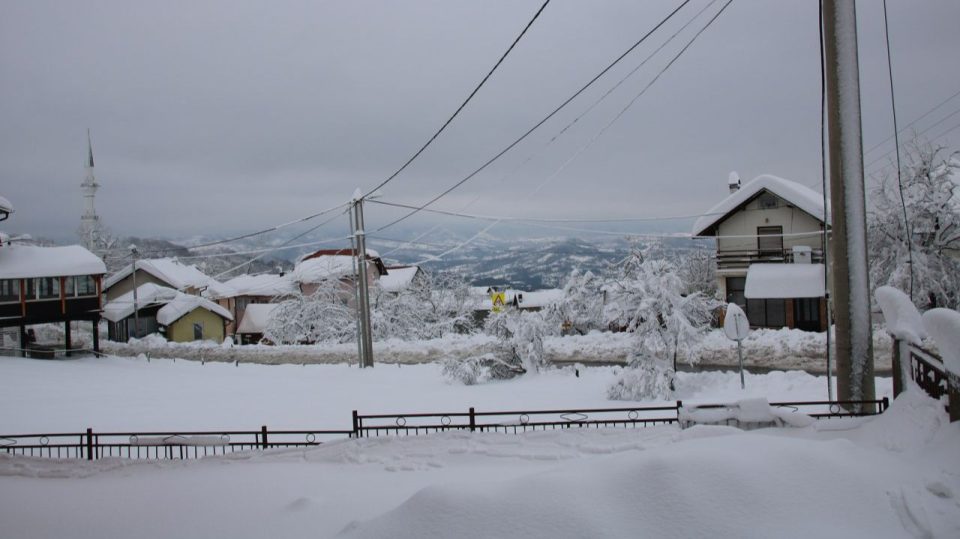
{"left": 444, "top": 308, "right": 551, "bottom": 385}
{"left": 264, "top": 283, "right": 354, "bottom": 344}
{"left": 372, "top": 269, "right": 475, "bottom": 340}
{"left": 553, "top": 269, "right": 606, "bottom": 335}
{"left": 868, "top": 139, "right": 960, "bottom": 309}
{"left": 604, "top": 247, "right": 718, "bottom": 400}
{"left": 676, "top": 248, "right": 718, "bottom": 298}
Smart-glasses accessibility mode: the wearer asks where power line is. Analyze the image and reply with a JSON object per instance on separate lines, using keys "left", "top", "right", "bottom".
{"left": 863, "top": 86, "right": 960, "bottom": 158}
{"left": 368, "top": 198, "right": 728, "bottom": 223}
{"left": 361, "top": 0, "right": 552, "bottom": 199}
{"left": 866, "top": 105, "right": 960, "bottom": 172}
{"left": 373, "top": 0, "right": 694, "bottom": 233}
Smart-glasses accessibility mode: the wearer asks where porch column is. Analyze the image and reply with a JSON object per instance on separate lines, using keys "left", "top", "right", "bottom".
{"left": 65, "top": 321, "right": 72, "bottom": 357}
{"left": 92, "top": 318, "right": 100, "bottom": 355}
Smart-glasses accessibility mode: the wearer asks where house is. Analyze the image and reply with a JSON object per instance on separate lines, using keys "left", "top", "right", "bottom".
{"left": 468, "top": 285, "right": 564, "bottom": 325}
{"left": 234, "top": 303, "right": 281, "bottom": 345}
{"left": 103, "top": 257, "right": 224, "bottom": 302}
{"left": 378, "top": 265, "right": 425, "bottom": 294}
{"left": 102, "top": 283, "right": 232, "bottom": 343}
{"left": 692, "top": 173, "right": 828, "bottom": 331}
{"left": 292, "top": 248, "right": 386, "bottom": 302}
{"left": 206, "top": 272, "right": 298, "bottom": 338}
{"left": 0, "top": 243, "right": 107, "bottom": 356}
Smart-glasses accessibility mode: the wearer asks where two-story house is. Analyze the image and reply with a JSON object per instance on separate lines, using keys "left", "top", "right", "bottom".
{"left": 692, "top": 174, "right": 828, "bottom": 331}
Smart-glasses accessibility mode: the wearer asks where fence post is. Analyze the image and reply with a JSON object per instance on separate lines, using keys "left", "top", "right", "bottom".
{"left": 469, "top": 407, "right": 476, "bottom": 432}
{"left": 949, "top": 373, "right": 960, "bottom": 423}
{"left": 261, "top": 425, "right": 268, "bottom": 450}
{"left": 881, "top": 397, "right": 889, "bottom": 414}
{"left": 86, "top": 428, "right": 94, "bottom": 461}
{"left": 352, "top": 410, "right": 359, "bottom": 438}
{"left": 676, "top": 400, "right": 683, "bottom": 424}
{"left": 891, "top": 338, "right": 903, "bottom": 397}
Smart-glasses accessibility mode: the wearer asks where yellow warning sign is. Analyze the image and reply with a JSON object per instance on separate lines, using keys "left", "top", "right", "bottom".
{"left": 491, "top": 292, "right": 506, "bottom": 313}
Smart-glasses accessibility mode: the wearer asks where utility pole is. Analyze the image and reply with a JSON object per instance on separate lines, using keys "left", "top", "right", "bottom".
{"left": 351, "top": 191, "right": 375, "bottom": 368}
{"left": 129, "top": 244, "right": 141, "bottom": 339}
{"left": 822, "top": 0, "right": 875, "bottom": 409}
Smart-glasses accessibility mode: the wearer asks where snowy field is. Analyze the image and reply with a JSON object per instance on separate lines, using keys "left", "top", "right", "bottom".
{"left": 2, "top": 354, "right": 957, "bottom": 539}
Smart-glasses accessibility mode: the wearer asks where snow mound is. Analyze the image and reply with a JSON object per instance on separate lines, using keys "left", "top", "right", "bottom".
{"left": 680, "top": 397, "right": 814, "bottom": 429}
{"left": 876, "top": 286, "right": 927, "bottom": 345}
{"left": 338, "top": 432, "right": 921, "bottom": 539}
{"left": 922, "top": 308, "right": 960, "bottom": 376}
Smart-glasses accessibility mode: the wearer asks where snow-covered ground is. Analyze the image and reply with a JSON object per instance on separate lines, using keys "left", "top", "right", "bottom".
{"left": 0, "top": 354, "right": 891, "bottom": 433}
{"left": 0, "top": 352, "right": 955, "bottom": 538}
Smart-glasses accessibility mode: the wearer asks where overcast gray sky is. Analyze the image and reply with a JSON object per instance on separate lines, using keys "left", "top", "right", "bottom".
{"left": 2, "top": 0, "right": 959, "bottom": 243}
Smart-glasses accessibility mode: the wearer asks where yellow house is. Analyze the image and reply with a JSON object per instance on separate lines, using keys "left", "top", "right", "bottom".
{"left": 156, "top": 293, "right": 233, "bottom": 343}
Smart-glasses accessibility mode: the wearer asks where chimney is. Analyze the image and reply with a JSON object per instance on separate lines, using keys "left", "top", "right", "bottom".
{"left": 728, "top": 171, "right": 741, "bottom": 193}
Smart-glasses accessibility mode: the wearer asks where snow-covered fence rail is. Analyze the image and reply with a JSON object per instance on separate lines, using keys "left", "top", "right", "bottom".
{"left": 0, "top": 427, "right": 353, "bottom": 460}
{"left": 353, "top": 400, "right": 888, "bottom": 438}
{"left": 1, "top": 399, "right": 888, "bottom": 460}
{"left": 894, "top": 343, "right": 959, "bottom": 422}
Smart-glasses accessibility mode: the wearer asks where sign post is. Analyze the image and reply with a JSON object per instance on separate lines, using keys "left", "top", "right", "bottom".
{"left": 723, "top": 303, "right": 750, "bottom": 389}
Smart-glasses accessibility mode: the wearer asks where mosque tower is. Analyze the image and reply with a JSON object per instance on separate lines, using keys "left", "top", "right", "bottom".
{"left": 79, "top": 129, "right": 100, "bottom": 250}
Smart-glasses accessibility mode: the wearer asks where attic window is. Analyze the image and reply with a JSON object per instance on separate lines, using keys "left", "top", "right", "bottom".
{"left": 757, "top": 193, "right": 778, "bottom": 209}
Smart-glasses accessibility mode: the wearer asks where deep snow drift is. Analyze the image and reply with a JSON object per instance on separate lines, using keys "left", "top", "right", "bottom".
{"left": 0, "top": 369, "right": 955, "bottom": 539}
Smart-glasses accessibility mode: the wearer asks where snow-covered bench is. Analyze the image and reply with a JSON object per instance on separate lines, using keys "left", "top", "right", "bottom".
{"left": 679, "top": 398, "right": 814, "bottom": 430}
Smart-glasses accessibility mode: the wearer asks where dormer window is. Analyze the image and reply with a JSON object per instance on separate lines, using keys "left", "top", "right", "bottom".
{"left": 757, "top": 192, "right": 778, "bottom": 209}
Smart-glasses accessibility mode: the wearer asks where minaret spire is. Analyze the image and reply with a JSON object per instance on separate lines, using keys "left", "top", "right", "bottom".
{"left": 80, "top": 129, "right": 101, "bottom": 251}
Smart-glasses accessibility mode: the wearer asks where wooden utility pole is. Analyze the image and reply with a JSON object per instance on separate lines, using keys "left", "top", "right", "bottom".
{"left": 822, "top": 0, "right": 875, "bottom": 408}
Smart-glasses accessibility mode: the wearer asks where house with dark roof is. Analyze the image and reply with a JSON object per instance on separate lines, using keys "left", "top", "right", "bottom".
{"left": 692, "top": 173, "right": 829, "bottom": 331}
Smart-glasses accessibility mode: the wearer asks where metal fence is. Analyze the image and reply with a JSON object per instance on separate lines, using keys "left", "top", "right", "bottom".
{"left": 894, "top": 340, "right": 959, "bottom": 421}
{"left": 1, "top": 399, "right": 888, "bottom": 461}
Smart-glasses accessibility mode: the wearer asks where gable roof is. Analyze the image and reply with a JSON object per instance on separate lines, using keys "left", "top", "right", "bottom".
{"left": 156, "top": 293, "right": 233, "bottom": 326}
{"left": 212, "top": 273, "right": 298, "bottom": 299}
{"left": 292, "top": 249, "right": 386, "bottom": 284}
{"left": 379, "top": 266, "right": 422, "bottom": 293}
{"left": 0, "top": 244, "right": 106, "bottom": 279}
{"left": 691, "top": 174, "right": 827, "bottom": 237}
{"left": 104, "top": 258, "right": 223, "bottom": 292}
{"left": 101, "top": 283, "right": 178, "bottom": 322}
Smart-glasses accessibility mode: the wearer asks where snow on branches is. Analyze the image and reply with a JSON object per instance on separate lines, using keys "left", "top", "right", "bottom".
{"left": 868, "top": 139, "right": 960, "bottom": 309}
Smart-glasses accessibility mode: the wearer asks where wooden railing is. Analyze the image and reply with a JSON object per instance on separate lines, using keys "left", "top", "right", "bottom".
{"left": 893, "top": 340, "right": 959, "bottom": 422}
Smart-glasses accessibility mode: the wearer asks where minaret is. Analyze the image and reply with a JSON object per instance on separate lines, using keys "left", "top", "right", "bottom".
{"left": 80, "top": 129, "right": 100, "bottom": 250}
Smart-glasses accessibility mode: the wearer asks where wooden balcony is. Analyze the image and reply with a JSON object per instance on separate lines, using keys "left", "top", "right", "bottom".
{"left": 716, "top": 248, "right": 824, "bottom": 270}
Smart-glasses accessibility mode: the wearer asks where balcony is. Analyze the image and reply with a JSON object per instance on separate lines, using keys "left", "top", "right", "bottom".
{"left": 716, "top": 248, "right": 824, "bottom": 271}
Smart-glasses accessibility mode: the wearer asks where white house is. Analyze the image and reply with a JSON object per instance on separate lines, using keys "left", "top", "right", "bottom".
{"left": 692, "top": 173, "right": 828, "bottom": 331}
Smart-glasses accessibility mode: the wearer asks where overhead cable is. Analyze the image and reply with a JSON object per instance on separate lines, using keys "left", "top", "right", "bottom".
{"left": 361, "top": 0, "right": 552, "bottom": 199}
{"left": 373, "top": 0, "right": 694, "bottom": 233}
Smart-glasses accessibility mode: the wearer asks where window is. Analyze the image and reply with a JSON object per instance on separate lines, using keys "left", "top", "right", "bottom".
{"left": 0, "top": 279, "right": 19, "bottom": 303}
{"left": 76, "top": 275, "right": 97, "bottom": 296}
{"left": 726, "top": 277, "right": 746, "bottom": 308}
{"left": 757, "top": 226, "right": 783, "bottom": 255}
{"left": 64, "top": 276, "right": 76, "bottom": 297}
{"left": 757, "top": 192, "right": 779, "bottom": 209}
{"left": 24, "top": 278, "right": 36, "bottom": 300}
{"left": 37, "top": 277, "right": 59, "bottom": 299}
{"left": 747, "top": 298, "right": 786, "bottom": 328}
{"left": 193, "top": 322, "right": 204, "bottom": 341}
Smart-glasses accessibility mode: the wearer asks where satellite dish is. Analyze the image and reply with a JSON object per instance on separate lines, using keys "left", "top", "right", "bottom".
{"left": 723, "top": 303, "right": 750, "bottom": 341}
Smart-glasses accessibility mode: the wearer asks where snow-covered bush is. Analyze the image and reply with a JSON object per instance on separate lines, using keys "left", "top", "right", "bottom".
{"left": 477, "top": 308, "right": 551, "bottom": 380}
{"left": 868, "top": 139, "right": 960, "bottom": 309}
{"left": 607, "top": 354, "right": 676, "bottom": 401}
{"left": 440, "top": 355, "right": 485, "bottom": 386}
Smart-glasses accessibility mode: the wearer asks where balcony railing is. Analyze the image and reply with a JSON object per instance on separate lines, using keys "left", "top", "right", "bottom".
{"left": 716, "top": 248, "right": 824, "bottom": 270}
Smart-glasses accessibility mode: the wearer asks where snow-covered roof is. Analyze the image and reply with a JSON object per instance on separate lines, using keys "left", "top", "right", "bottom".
{"left": 293, "top": 255, "right": 356, "bottom": 283}
{"left": 236, "top": 303, "right": 280, "bottom": 334}
{"left": 215, "top": 273, "right": 298, "bottom": 299}
{"left": 156, "top": 293, "right": 233, "bottom": 326}
{"left": 744, "top": 263, "right": 825, "bottom": 299}
{"left": 0, "top": 244, "right": 106, "bottom": 279}
{"left": 104, "top": 258, "right": 223, "bottom": 292}
{"left": 101, "top": 283, "right": 178, "bottom": 323}
{"left": 0, "top": 195, "right": 13, "bottom": 215}
{"left": 379, "top": 266, "right": 422, "bottom": 293}
{"left": 692, "top": 174, "right": 827, "bottom": 236}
